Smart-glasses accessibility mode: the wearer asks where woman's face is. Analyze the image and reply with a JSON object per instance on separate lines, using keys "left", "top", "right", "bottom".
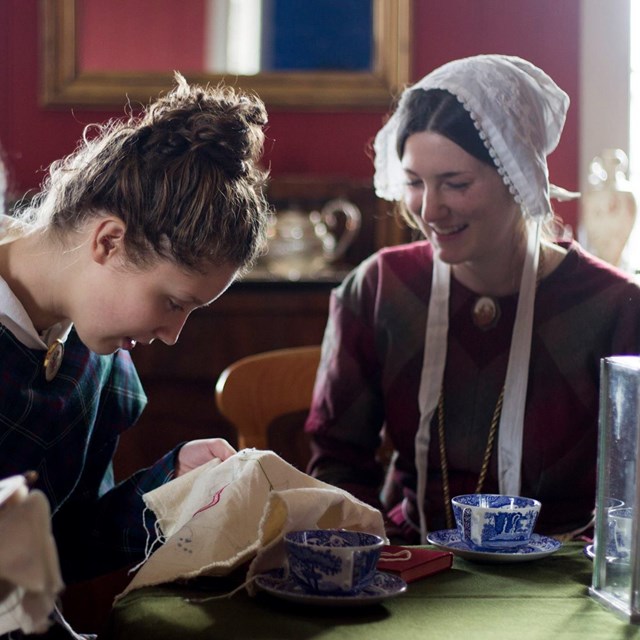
{"left": 69, "top": 217, "right": 238, "bottom": 355}
{"left": 401, "top": 130, "right": 523, "bottom": 267}
{"left": 77, "top": 259, "right": 237, "bottom": 355}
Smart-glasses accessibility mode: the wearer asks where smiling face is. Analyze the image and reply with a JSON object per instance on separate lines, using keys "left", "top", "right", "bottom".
{"left": 68, "top": 216, "right": 238, "bottom": 355}
{"left": 402, "top": 130, "right": 525, "bottom": 274}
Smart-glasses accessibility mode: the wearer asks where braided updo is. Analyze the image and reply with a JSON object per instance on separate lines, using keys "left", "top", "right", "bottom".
{"left": 18, "top": 73, "right": 269, "bottom": 272}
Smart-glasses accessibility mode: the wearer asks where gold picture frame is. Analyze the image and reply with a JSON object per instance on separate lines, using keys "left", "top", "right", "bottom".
{"left": 41, "top": 0, "right": 411, "bottom": 109}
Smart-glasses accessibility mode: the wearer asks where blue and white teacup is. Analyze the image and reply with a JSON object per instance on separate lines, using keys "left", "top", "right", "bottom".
{"left": 284, "top": 529, "right": 384, "bottom": 594}
{"left": 601, "top": 497, "right": 625, "bottom": 558}
{"left": 451, "top": 494, "right": 541, "bottom": 551}
{"left": 609, "top": 506, "right": 633, "bottom": 560}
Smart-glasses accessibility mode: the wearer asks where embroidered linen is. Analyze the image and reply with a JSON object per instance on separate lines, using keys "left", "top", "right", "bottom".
{"left": 0, "top": 477, "right": 63, "bottom": 635}
{"left": 118, "top": 449, "right": 386, "bottom": 598}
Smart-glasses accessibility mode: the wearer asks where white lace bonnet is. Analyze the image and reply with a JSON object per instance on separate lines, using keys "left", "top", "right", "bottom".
{"left": 372, "top": 55, "right": 575, "bottom": 540}
{"left": 374, "top": 54, "right": 572, "bottom": 217}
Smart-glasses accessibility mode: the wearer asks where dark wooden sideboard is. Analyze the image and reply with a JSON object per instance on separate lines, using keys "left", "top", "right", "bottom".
{"left": 113, "top": 279, "right": 337, "bottom": 479}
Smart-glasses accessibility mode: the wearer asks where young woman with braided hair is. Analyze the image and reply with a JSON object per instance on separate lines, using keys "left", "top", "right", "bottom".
{"left": 0, "top": 73, "right": 269, "bottom": 586}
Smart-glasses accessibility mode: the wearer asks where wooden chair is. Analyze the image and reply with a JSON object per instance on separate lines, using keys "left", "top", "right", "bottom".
{"left": 215, "top": 345, "right": 322, "bottom": 470}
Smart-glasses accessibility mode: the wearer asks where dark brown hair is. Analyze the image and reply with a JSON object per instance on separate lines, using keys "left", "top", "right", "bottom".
{"left": 17, "top": 73, "right": 270, "bottom": 273}
{"left": 396, "top": 88, "right": 493, "bottom": 166}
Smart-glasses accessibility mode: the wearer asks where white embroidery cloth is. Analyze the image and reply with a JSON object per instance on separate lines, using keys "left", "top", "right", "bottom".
{"left": 372, "top": 54, "right": 578, "bottom": 540}
{"left": 117, "top": 449, "right": 386, "bottom": 599}
{"left": 0, "top": 477, "right": 63, "bottom": 635}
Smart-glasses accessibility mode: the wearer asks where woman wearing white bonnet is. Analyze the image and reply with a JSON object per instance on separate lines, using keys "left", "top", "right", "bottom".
{"left": 305, "top": 54, "right": 640, "bottom": 544}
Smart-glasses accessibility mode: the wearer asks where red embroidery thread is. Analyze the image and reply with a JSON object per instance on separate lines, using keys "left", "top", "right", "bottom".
{"left": 192, "top": 484, "right": 228, "bottom": 518}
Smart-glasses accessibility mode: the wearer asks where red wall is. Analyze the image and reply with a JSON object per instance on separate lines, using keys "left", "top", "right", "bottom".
{"left": 78, "top": 0, "right": 206, "bottom": 72}
{"left": 0, "top": 0, "right": 580, "bottom": 226}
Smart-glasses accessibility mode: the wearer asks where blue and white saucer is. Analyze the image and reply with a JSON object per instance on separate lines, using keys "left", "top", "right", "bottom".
{"left": 255, "top": 569, "right": 407, "bottom": 606}
{"left": 426, "top": 529, "right": 561, "bottom": 563}
{"left": 584, "top": 543, "right": 630, "bottom": 565}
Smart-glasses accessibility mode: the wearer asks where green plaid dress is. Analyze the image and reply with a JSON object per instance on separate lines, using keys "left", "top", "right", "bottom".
{"left": 0, "top": 325, "right": 178, "bottom": 583}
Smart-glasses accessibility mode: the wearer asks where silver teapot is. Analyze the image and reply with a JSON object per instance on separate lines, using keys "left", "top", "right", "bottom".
{"left": 261, "top": 198, "right": 361, "bottom": 280}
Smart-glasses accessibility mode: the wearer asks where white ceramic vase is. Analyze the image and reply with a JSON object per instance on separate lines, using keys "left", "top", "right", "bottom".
{"left": 579, "top": 148, "right": 637, "bottom": 268}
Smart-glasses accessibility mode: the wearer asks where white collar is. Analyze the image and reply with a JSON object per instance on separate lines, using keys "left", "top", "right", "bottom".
{"left": 0, "top": 215, "right": 73, "bottom": 350}
{"left": 0, "top": 275, "right": 72, "bottom": 350}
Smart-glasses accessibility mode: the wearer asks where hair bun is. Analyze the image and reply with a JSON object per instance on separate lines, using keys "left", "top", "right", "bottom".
{"left": 25, "top": 71, "right": 269, "bottom": 274}
{"left": 137, "top": 75, "right": 267, "bottom": 179}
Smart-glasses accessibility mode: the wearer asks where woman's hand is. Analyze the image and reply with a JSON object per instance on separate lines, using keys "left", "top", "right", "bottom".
{"left": 175, "top": 438, "right": 237, "bottom": 477}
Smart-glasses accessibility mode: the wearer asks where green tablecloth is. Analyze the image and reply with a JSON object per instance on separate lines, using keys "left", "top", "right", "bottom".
{"left": 102, "top": 543, "right": 640, "bottom": 639}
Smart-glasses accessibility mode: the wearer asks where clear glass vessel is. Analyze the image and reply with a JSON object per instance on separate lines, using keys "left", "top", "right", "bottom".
{"left": 591, "top": 356, "right": 640, "bottom": 622}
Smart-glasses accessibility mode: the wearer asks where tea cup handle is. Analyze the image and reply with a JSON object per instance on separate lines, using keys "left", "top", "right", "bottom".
{"left": 320, "top": 198, "right": 361, "bottom": 262}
